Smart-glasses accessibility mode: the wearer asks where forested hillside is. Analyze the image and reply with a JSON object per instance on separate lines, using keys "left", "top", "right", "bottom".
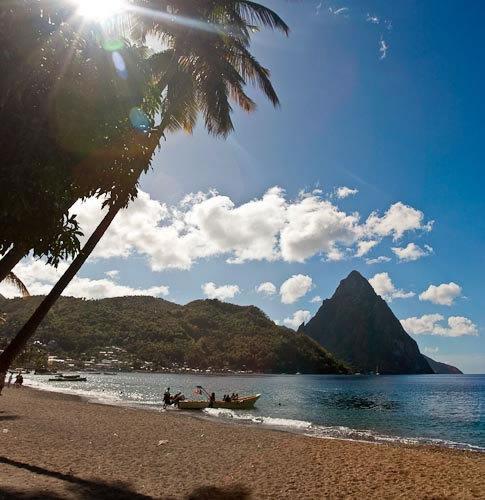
{"left": 0, "top": 295, "right": 348, "bottom": 374}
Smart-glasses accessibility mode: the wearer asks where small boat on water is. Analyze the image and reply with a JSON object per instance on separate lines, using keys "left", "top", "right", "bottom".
{"left": 48, "top": 374, "right": 87, "bottom": 382}
{"left": 179, "top": 394, "right": 260, "bottom": 410}
{"left": 178, "top": 386, "right": 260, "bottom": 410}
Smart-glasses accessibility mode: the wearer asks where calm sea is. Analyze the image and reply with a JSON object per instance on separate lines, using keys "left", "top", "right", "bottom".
{"left": 24, "top": 373, "right": 485, "bottom": 452}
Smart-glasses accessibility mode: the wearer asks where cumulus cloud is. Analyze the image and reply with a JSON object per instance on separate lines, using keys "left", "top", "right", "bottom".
{"left": 283, "top": 310, "right": 312, "bottom": 330}
{"left": 369, "top": 272, "right": 415, "bottom": 301}
{"left": 280, "top": 275, "right": 313, "bottom": 304}
{"left": 365, "top": 256, "right": 391, "bottom": 265}
{"left": 310, "top": 295, "right": 322, "bottom": 304}
{"left": 401, "top": 314, "right": 478, "bottom": 337}
{"left": 392, "top": 243, "right": 433, "bottom": 262}
{"left": 423, "top": 346, "right": 439, "bottom": 355}
{"left": 68, "top": 188, "right": 432, "bottom": 271}
{"left": 419, "top": 282, "right": 462, "bottom": 306}
{"left": 0, "top": 259, "right": 169, "bottom": 300}
{"left": 356, "top": 240, "right": 378, "bottom": 257}
{"left": 105, "top": 270, "right": 119, "bottom": 279}
{"left": 365, "top": 202, "right": 432, "bottom": 241}
{"left": 201, "top": 282, "right": 240, "bottom": 301}
{"left": 256, "top": 282, "right": 277, "bottom": 296}
{"left": 335, "top": 186, "right": 358, "bottom": 199}
{"left": 280, "top": 195, "right": 360, "bottom": 263}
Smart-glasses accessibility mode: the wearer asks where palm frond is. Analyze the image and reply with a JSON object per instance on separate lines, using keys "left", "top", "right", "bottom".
{"left": 236, "top": 1, "right": 289, "bottom": 35}
{"left": 4, "top": 272, "right": 30, "bottom": 298}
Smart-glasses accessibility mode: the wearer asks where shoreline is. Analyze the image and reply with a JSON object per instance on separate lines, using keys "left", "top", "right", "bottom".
{"left": 22, "top": 378, "right": 485, "bottom": 454}
{"left": 1, "top": 387, "right": 484, "bottom": 499}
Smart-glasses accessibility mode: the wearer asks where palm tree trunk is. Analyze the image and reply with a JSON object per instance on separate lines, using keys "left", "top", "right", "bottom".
{"left": 0, "top": 246, "right": 26, "bottom": 283}
{"left": 0, "top": 130, "right": 162, "bottom": 390}
{"left": 0, "top": 196, "right": 125, "bottom": 388}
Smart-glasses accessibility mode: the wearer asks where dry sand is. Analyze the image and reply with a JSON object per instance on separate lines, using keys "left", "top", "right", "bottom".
{"left": 0, "top": 388, "right": 483, "bottom": 499}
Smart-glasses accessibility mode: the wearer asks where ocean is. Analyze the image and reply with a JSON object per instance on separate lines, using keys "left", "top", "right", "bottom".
{"left": 23, "top": 372, "right": 485, "bottom": 452}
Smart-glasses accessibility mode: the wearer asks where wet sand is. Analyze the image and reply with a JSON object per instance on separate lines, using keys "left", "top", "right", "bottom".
{"left": 0, "top": 388, "right": 483, "bottom": 499}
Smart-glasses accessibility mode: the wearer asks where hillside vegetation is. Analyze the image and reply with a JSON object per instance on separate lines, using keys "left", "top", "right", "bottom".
{"left": 0, "top": 295, "right": 348, "bottom": 374}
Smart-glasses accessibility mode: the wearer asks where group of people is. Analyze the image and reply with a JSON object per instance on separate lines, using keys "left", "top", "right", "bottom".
{"left": 222, "top": 393, "right": 239, "bottom": 402}
{"left": 4, "top": 371, "right": 23, "bottom": 388}
{"left": 162, "top": 387, "right": 240, "bottom": 409}
{"left": 162, "top": 387, "right": 185, "bottom": 408}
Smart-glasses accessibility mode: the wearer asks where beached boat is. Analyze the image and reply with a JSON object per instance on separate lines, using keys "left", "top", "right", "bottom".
{"left": 179, "top": 394, "right": 260, "bottom": 410}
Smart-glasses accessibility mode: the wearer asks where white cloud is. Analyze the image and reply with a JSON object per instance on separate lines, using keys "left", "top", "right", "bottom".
{"left": 256, "top": 282, "right": 277, "bottom": 296}
{"left": 401, "top": 314, "right": 478, "bottom": 337}
{"left": 365, "top": 256, "right": 391, "bottom": 265}
{"left": 335, "top": 186, "right": 358, "bottom": 199}
{"left": 280, "top": 194, "right": 360, "bottom": 263}
{"left": 329, "top": 6, "right": 349, "bottom": 16}
{"left": 392, "top": 243, "right": 433, "bottom": 262}
{"left": 201, "top": 282, "right": 240, "bottom": 301}
{"left": 68, "top": 188, "right": 432, "bottom": 271}
{"left": 283, "top": 310, "right": 312, "bottom": 330}
{"left": 280, "top": 275, "right": 313, "bottom": 304}
{"left": 105, "top": 270, "right": 119, "bottom": 279}
{"left": 423, "top": 346, "right": 439, "bottom": 355}
{"left": 379, "top": 38, "right": 388, "bottom": 59}
{"left": 0, "top": 258, "right": 169, "bottom": 300}
{"left": 366, "top": 13, "right": 379, "bottom": 24}
{"left": 365, "top": 202, "right": 432, "bottom": 241}
{"left": 419, "top": 282, "right": 462, "bottom": 306}
{"left": 356, "top": 240, "right": 378, "bottom": 257}
{"left": 310, "top": 295, "right": 322, "bottom": 304}
{"left": 369, "top": 272, "right": 414, "bottom": 301}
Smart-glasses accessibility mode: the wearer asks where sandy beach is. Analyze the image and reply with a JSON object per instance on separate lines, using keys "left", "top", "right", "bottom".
{"left": 0, "top": 388, "right": 483, "bottom": 499}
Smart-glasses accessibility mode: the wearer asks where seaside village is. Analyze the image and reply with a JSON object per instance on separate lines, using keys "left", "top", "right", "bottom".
{"left": 2, "top": 342, "right": 248, "bottom": 375}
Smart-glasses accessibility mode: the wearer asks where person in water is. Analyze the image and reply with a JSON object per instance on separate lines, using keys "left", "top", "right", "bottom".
{"left": 209, "top": 392, "right": 216, "bottom": 408}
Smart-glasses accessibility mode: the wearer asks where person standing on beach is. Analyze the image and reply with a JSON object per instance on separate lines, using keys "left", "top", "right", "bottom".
{"left": 7, "top": 372, "right": 13, "bottom": 387}
{"left": 163, "top": 387, "right": 171, "bottom": 408}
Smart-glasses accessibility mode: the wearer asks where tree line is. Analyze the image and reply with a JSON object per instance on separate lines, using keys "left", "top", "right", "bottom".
{"left": 0, "top": 296, "right": 349, "bottom": 374}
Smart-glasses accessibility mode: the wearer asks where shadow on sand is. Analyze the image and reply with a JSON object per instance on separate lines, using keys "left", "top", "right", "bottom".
{"left": 0, "top": 456, "right": 251, "bottom": 499}
{"left": 0, "top": 415, "right": 19, "bottom": 422}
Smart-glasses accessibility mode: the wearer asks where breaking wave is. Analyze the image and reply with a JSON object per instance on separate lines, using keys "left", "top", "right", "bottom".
{"left": 202, "top": 408, "right": 485, "bottom": 453}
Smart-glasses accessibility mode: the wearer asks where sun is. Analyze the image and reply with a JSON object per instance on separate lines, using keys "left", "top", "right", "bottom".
{"left": 75, "top": 0, "right": 126, "bottom": 21}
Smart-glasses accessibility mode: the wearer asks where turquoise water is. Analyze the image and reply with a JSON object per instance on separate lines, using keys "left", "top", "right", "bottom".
{"left": 25, "top": 373, "right": 484, "bottom": 452}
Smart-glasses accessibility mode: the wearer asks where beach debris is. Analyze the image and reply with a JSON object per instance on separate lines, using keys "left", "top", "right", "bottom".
{"left": 158, "top": 439, "right": 169, "bottom": 446}
{"left": 2, "top": 428, "right": 9, "bottom": 434}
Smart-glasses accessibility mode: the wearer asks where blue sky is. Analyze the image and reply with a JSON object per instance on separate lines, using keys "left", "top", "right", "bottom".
{"left": 3, "top": 1, "right": 484, "bottom": 372}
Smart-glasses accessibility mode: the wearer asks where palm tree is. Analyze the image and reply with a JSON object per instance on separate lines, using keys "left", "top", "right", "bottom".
{"left": 0, "top": 0, "right": 288, "bottom": 380}
{"left": 4, "top": 273, "right": 30, "bottom": 298}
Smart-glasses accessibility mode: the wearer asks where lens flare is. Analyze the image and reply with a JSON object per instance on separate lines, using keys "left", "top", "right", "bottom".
{"left": 129, "top": 108, "right": 151, "bottom": 132}
{"left": 75, "top": 0, "right": 125, "bottom": 21}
